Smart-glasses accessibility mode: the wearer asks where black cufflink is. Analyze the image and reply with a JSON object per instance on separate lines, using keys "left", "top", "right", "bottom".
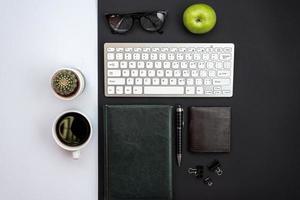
{"left": 188, "top": 165, "right": 204, "bottom": 178}
{"left": 207, "top": 159, "right": 223, "bottom": 176}
{"left": 188, "top": 165, "right": 213, "bottom": 186}
{"left": 203, "top": 176, "right": 213, "bottom": 187}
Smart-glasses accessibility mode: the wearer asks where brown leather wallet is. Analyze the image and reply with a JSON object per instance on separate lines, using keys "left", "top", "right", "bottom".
{"left": 189, "top": 107, "right": 231, "bottom": 153}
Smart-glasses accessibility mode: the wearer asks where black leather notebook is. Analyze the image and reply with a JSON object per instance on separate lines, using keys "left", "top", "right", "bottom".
{"left": 104, "top": 105, "right": 173, "bottom": 200}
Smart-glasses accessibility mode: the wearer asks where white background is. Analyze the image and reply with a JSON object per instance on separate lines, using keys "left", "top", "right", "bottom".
{"left": 0, "top": 0, "right": 98, "bottom": 200}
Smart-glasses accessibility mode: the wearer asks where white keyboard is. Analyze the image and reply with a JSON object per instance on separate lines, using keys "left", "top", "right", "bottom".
{"left": 104, "top": 43, "right": 234, "bottom": 97}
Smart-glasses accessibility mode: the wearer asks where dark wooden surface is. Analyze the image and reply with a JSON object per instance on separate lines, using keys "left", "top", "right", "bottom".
{"left": 98, "top": 0, "right": 300, "bottom": 199}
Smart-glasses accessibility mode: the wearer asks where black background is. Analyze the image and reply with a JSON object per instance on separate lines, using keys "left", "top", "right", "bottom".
{"left": 98, "top": 0, "right": 300, "bottom": 199}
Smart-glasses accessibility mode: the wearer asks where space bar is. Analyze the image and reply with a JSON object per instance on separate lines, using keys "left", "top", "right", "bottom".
{"left": 144, "top": 86, "right": 184, "bottom": 94}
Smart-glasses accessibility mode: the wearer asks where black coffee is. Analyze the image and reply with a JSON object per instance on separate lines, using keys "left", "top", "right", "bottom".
{"left": 56, "top": 112, "right": 91, "bottom": 147}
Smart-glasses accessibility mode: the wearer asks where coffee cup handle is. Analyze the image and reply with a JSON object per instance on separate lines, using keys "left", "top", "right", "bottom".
{"left": 72, "top": 150, "right": 80, "bottom": 159}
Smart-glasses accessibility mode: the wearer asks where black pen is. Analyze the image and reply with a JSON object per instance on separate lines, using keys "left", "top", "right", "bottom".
{"left": 176, "top": 105, "right": 184, "bottom": 167}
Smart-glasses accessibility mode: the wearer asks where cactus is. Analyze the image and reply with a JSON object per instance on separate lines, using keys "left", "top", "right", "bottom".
{"left": 52, "top": 69, "right": 79, "bottom": 97}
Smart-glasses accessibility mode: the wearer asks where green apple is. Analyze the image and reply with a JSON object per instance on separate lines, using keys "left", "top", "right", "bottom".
{"left": 183, "top": 3, "right": 217, "bottom": 34}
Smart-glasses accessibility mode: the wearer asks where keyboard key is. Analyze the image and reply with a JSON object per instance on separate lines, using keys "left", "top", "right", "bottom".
{"left": 107, "top": 61, "right": 119, "bottom": 68}
{"left": 135, "top": 78, "right": 142, "bottom": 85}
{"left": 217, "top": 71, "right": 230, "bottom": 77}
{"left": 211, "top": 54, "right": 218, "bottom": 60}
{"left": 161, "top": 78, "right": 168, "bottom": 85}
{"left": 124, "top": 48, "right": 132, "bottom": 52}
{"left": 172, "top": 62, "right": 179, "bottom": 69}
{"left": 196, "top": 79, "right": 203, "bottom": 85}
{"left": 197, "top": 48, "right": 205, "bottom": 52}
{"left": 116, "top": 48, "right": 124, "bottom": 52}
{"left": 129, "top": 61, "right": 136, "bottom": 68}
{"left": 122, "top": 70, "right": 129, "bottom": 77}
{"left": 148, "top": 70, "right": 155, "bottom": 77}
{"left": 187, "top": 78, "right": 194, "bottom": 85}
{"left": 170, "top": 78, "right": 177, "bottom": 85}
{"left": 146, "top": 62, "right": 153, "bottom": 68}
{"left": 166, "top": 70, "right": 173, "bottom": 77}
{"left": 116, "top": 86, "right": 123, "bottom": 94}
{"left": 183, "top": 70, "right": 190, "bottom": 77}
{"left": 198, "top": 62, "right": 205, "bottom": 69}
{"left": 174, "top": 70, "right": 181, "bottom": 77}
{"left": 223, "top": 47, "right": 232, "bottom": 52}
{"left": 209, "top": 70, "right": 216, "bottom": 77}
{"left": 224, "top": 62, "right": 232, "bottom": 68}
{"left": 133, "top": 86, "right": 143, "bottom": 94}
{"left": 196, "top": 87, "right": 204, "bottom": 94}
{"left": 163, "top": 62, "right": 171, "bottom": 68}
{"left": 116, "top": 53, "right": 123, "bottom": 60}
{"left": 107, "top": 78, "right": 125, "bottom": 85}
{"left": 134, "top": 48, "right": 142, "bottom": 52}
{"left": 107, "top": 86, "right": 115, "bottom": 94}
{"left": 213, "top": 79, "right": 230, "bottom": 85}
{"left": 131, "top": 70, "right": 138, "bottom": 77}
{"left": 144, "top": 86, "right": 184, "bottom": 94}
{"left": 144, "top": 78, "right": 151, "bottom": 85}
{"left": 124, "top": 53, "right": 132, "bottom": 60}
{"left": 107, "top": 48, "right": 115, "bottom": 52}
{"left": 133, "top": 53, "right": 140, "bottom": 60}
{"left": 194, "top": 54, "right": 201, "bottom": 60}
{"left": 220, "top": 54, "right": 231, "bottom": 60}
{"left": 150, "top": 53, "right": 158, "bottom": 60}
{"left": 153, "top": 78, "right": 160, "bottom": 85}
{"left": 190, "top": 62, "right": 197, "bottom": 68}
{"left": 203, "top": 54, "right": 209, "bottom": 60}
{"left": 204, "top": 79, "right": 212, "bottom": 85}
{"left": 181, "top": 62, "right": 188, "bottom": 68}
{"left": 207, "top": 62, "right": 214, "bottom": 69}
{"left": 223, "top": 90, "right": 232, "bottom": 95}
{"left": 205, "top": 90, "right": 213, "bottom": 95}
{"left": 126, "top": 78, "right": 134, "bottom": 85}
{"left": 177, "top": 53, "right": 184, "bottom": 60}
{"left": 191, "top": 70, "right": 199, "bottom": 77}
{"left": 186, "top": 87, "right": 195, "bottom": 94}
{"left": 125, "top": 86, "right": 132, "bottom": 94}
{"left": 137, "top": 61, "right": 145, "bottom": 68}
{"left": 178, "top": 78, "right": 185, "bottom": 85}
{"left": 215, "top": 62, "right": 223, "bottom": 69}
{"left": 159, "top": 53, "right": 167, "bottom": 60}
{"left": 167, "top": 53, "right": 175, "bottom": 60}
{"left": 120, "top": 61, "right": 127, "bottom": 68}
{"left": 107, "top": 53, "right": 114, "bottom": 60}
{"left": 139, "top": 70, "right": 147, "bottom": 77}
{"left": 157, "top": 70, "right": 164, "bottom": 77}
{"left": 155, "top": 62, "right": 162, "bottom": 68}
{"left": 200, "top": 70, "right": 207, "bottom": 77}
{"left": 185, "top": 53, "right": 192, "bottom": 60}
{"left": 141, "top": 53, "right": 149, "bottom": 60}
{"left": 107, "top": 70, "right": 121, "bottom": 77}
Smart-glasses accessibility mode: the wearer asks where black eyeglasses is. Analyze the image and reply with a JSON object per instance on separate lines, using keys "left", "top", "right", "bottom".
{"left": 105, "top": 10, "right": 167, "bottom": 34}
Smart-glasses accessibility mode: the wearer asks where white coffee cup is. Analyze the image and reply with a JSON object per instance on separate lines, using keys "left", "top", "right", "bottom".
{"left": 52, "top": 110, "right": 92, "bottom": 159}
{"left": 51, "top": 68, "right": 85, "bottom": 100}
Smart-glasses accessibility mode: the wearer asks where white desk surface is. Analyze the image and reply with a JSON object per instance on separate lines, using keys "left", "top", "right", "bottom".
{"left": 0, "top": 1, "right": 98, "bottom": 200}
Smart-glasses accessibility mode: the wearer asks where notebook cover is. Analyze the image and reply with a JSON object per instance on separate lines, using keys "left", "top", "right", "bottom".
{"left": 104, "top": 105, "right": 173, "bottom": 200}
{"left": 189, "top": 107, "right": 231, "bottom": 153}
